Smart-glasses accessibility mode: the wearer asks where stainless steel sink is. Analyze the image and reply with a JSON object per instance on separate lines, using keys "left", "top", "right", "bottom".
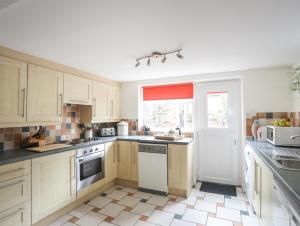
{"left": 272, "top": 149, "right": 300, "bottom": 171}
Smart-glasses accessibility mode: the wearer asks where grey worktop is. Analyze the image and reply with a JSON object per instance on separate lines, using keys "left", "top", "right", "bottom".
{"left": 0, "top": 136, "right": 193, "bottom": 166}
{"left": 246, "top": 141, "right": 300, "bottom": 214}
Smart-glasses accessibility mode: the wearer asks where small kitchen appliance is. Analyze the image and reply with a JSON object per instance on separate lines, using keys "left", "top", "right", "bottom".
{"left": 76, "top": 144, "right": 105, "bottom": 191}
{"left": 100, "top": 127, "right": 116, "bottom": 137}
{"left": 267, "top": 126, "right": 300, "bottom": 147}
{"left": 118, "top": 121, "right": 128, "bottom": 136}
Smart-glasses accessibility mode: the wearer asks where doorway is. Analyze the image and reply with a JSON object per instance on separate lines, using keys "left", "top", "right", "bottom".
{"left": 195, "top": 79, "right": 241, "bottom": 185}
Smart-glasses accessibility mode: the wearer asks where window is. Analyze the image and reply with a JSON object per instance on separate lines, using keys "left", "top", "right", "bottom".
{"left": 140, "top": 83, "right": 193, "bottom": 132}
{"left": 206, "top": 91, "right": 229, "bottom": 128}
{"left": 142, "top": 100, "right": 193, "bottom": 132}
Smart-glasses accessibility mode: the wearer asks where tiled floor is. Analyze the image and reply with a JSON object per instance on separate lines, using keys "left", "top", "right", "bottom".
{"left": 48, "top": 183, "right": 259, "bottom": 226}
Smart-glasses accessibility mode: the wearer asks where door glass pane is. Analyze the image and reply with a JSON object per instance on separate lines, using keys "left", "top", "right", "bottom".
{"left": 80, "top": 158, "right": 102, "bottom": 180}
{"left": 207, "top": 91, "right": 229, "bottom": 128}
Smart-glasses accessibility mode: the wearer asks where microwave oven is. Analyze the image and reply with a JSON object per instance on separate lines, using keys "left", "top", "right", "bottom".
{"left": 267, "top": 126, "right": 300, "bottom": 147}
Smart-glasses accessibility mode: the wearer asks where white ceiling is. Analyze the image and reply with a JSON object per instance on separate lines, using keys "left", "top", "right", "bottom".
{"left": 0, "top": 0, "right": 299, "bottom": 82}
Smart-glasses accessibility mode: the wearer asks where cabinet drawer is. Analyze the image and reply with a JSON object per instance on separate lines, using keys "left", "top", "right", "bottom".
{"left": 0, "top": 174, "right": 31, "bottom": 212}
{"left": 0, "top": 201, "right": 31, "bottom": 226}
{"left": 0, "top": 160, "right": 31, "bottom": 183}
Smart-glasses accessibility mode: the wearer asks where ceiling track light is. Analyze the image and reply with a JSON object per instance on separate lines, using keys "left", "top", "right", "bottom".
{"left": 134, "top": 48, "right": 183, "bottom": 67}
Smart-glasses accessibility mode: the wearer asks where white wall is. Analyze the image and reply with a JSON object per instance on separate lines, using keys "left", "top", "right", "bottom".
{"left": 121, "top": 66, "right": 293, "bottom": 119}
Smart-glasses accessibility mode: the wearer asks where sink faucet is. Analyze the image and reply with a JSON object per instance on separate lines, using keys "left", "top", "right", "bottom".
{"left": 290, "top": 134, "right": 300, "bottom": 139}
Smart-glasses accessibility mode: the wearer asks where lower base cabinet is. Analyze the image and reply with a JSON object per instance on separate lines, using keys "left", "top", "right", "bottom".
{"left": 168, "top": 143, "right": 193, "bottom": 197}
{"left": 32, "top": 151, "right": 76, "bottom": 224}
{"left": 0, "top": 201, "right": 31, "bottom": 226}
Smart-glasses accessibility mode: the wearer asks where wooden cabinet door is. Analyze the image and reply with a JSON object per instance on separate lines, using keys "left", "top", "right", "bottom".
{"left": 260, "top": 164, "right": 273, "bottom": 226}
{"left": 0, "top": 56, "right": 27, "bottom": 123}
{"left": 117, "top": 141, "right": 132, "bottom": 180}
{"left": 252, "top": 157, "right": 261, "bottom": 217}
{"left": 64, "top": 73, "right": 92, "bottom": 105}
{"left": 92, "top": 81, "right": 108, "bottom": 122}
{"left": 168, "top": 144, "right": 187, "bottom": 190}
{"left": 27, "top": 64, "right": 63, "bottom": 122}
{"left": 131, "top": 142, "right": 138, "bottom": 181}
{"left": 107, "top": 85, "right": 120, "bottom": 120}
{"left": 0, "top": 201, "right": 31, "bottom": 226}
{"left": 32, "top": 151, "right": 76, "bottom": 224}
{"left": 105, "top": 142, "right": 117, "bottom": 183}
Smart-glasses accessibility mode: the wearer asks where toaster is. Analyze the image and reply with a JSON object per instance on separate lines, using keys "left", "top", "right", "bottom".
{"left": 100, "top": 127, "right": 116, "bottom": 137}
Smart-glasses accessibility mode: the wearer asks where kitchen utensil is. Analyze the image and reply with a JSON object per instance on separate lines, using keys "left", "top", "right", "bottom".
{"left": 84, "top": 128, "right": 93, "bottom": 139}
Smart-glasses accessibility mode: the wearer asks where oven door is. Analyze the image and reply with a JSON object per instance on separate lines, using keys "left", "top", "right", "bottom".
{"left": 76, "top": 151, "right": 105, "bottom": 191}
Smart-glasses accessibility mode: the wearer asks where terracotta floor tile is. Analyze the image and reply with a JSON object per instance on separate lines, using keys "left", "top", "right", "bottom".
{"left": 187, "top": 204, "right": 194, "bottom": 209}
{"left": 234, "top": 222, "right": 243, "bottom": 226}
{"left": 139, "top": 215, "right": 149, "bottom": 221}
{"left": 128, "top": 192, "right": 134, "bottom": 196}
{"left": 112, "top": 199, "right": 118, "bottom": 204}
{"left": 197, "top": 224, "right": 205, "bottom": 226}
{"left": 169, "top": 197, "right": 177, "bottom": 202}
{"left": 92, "top": 207, "right": 101, "bottom": 212}
{"left": 104, "top": 216, "right": 114, "bottom": 223}
{"left": 124, "top": 207, "right": 133, "bottom": 212}
{"left": 155, "top": 206, "right": 163, "bottom": 211}
{"left": 69, "top": 216, "right": 79, "bottom": 223}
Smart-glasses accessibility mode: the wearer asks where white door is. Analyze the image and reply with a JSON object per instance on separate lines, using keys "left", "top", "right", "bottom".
{"left": 197, "top": 80, "right": 239, "bottom": 185}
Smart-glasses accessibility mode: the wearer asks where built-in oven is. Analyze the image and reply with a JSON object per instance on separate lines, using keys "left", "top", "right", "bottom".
{"left": 76, "top": 144, "right": 105, "bottom": 192}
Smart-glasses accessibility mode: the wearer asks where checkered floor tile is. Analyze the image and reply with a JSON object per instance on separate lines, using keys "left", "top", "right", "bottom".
{"left": 48, "top": 182, "right": 259, "bottom": 226}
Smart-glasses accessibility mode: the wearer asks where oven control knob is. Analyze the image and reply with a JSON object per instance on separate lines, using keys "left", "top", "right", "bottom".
{"left": 90, "top": 149, "right": 93, "bottom": 153}
{"left": 84, "top": 151, "right": 87, "bottom": 154}
{"left": 95, "top": 148, "right": 98, "bottom": 151}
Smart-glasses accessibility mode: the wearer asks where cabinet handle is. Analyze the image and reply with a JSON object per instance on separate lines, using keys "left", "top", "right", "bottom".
{"left": 21, "top": 88, "right": 25, "bottom": 117}
{"left": 93, "top": 98, "right": 96, "bottom": 117}
{"left": 0, "top": 208, "right": 23, "bottom": 223}
{"left": 168, "top": 148, "right": 172, "bottom": 169}
{"left": 110, "top": 100, "right": 113, "bottom": 117}
{"left": 0, "top": 168, "right": 24, "bottom": 177}
{"left": 113, "top": 144, "right": 116, "bottom": 163}
{"left": 132, "top": 145, "right": 136, "bottom": 165}
{"left": 70, "top": 99, "right": 87, "bottom": 103}
{"left": 70, "top": 155, "right": 75, "bottom": 180}
{"left": 117, "top": 144, "right": 120, "bottom": 162}
{"left": 0, "top": 179, "right": 24, "bottom": 190}
{"left": 60, "top": 94, "right": 63, "bottom": 116}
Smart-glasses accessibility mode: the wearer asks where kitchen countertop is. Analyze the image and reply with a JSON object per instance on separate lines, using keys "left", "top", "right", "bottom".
{"left": 0, "top": 135, "right": 193, "bottom": 166}
{"left": 246, "top": 141, "right": 300, "bottom": 214}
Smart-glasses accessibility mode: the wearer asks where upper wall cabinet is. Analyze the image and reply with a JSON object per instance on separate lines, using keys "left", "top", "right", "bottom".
{"left": 64, "top": 73, "right": 92, "bottom": 105}
{"left": 27, "top": 64, "right": 63, "bottom": 122}
{"left": 0, "top": 56, "right": 27, "bottom": 123}
{"left": 92, "top": 81, "right": 108, "bottom": 122}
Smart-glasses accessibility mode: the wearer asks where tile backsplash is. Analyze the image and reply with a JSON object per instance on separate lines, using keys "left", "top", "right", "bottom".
{"left": 246, "top": 111, "right": 300, "bottom": 138}
{"left": 0, "top": 104, "right": 82, "bottom": 151}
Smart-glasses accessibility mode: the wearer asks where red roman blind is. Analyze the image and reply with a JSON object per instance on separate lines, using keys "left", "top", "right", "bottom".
{"left": 143, "top": 83, "right": 193, "bottom": 101}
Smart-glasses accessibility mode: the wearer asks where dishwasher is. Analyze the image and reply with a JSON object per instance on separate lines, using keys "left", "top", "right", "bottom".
{"left": 138, "top": 143, "right": 168, "bottom": 195}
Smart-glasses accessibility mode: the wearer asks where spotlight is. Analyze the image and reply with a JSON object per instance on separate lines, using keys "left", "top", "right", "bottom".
{"left": 161, "top": 54, "right": 167, "bottom": 63}
{"left": 135, "top": 60, "right": 140, "bottom": 67}
{"left": 147, "top": 57, "right": 151, "bottom": 66}
{"left": 176, "top": 50, "right": 183, "bottom": 59}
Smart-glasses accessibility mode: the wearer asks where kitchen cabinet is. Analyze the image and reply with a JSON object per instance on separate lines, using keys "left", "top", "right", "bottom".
{"left": 92, "top": 81, "right": 108, "bottom": 122}
{"left": 248, "top": 146, "right": 273, "bottom": 226}
{"left": 0, "top": 201, "right": 31, "bottom": 226}
{"left": 0, "top": 160, "right": 31, "bottom": 226}
{"left": 107, "top": 85, "right": 120, "bottom": 120}
{"left": 117, "top": 141, "right": 138, "bottom": 181}
{"left": 32, "top": 151, "right": 76, "bottom": 224}
{"left": 131, "top": 142, "right": 138, "bottom": 182}
{"left": 27, "top": 64, "right": 63, "bottom": 122}
{"left": 168, "top": 143, "right": 193, "bottom": 197}
{"left": 64, "top": 73, "right": 92, "bottom": 105}
{"left": 105, "top": 142, "right": 117, "bottom": 183}
{"left": 117, "top": 141, "right": 132, "bottom": 180}
{"left": 0, "top": 56, "right": 27, "bottom": 123}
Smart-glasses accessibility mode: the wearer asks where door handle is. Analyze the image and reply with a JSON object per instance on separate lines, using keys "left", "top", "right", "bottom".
{"left": 113, "top": 144, "right": 116, "bottom": 163}
{"left": 0, "top": 179, "right": 24, "bottom": 190}
{"left": 60, "top": 94, "right": 63, "bottom": 116}
{"left": 93, "top": 98, "right": 96, "bottom": 117}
